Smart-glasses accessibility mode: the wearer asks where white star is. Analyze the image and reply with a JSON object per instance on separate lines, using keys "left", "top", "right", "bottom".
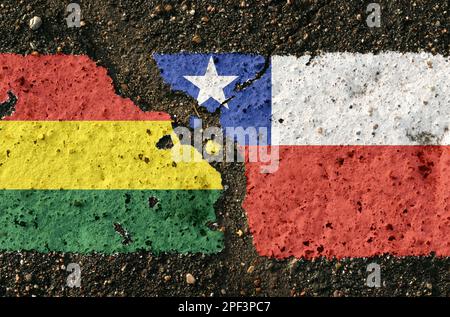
{"left": 184, "top": 57, "right": 238, "bottom": 109}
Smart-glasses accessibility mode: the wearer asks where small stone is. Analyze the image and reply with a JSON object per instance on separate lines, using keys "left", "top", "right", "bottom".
{"left": 164, "top": 4, "right": 173, "bottom": 12}
{"left": 192, "top": 34, "right": 202, "bottom": 44}
{"left": 189, "top": 9, "right": 196, "bottom": 15}
{"left": 247, "top": 265, "right": 255, "bottom": 274}
{"left": 335, "top": 262, "right": 342, "bottom": 270}
{"left": 31, "top": 51, "right": 40, "bottom": 56}
{"left": 164, "top": 275, "right": 171, "bottom": 282}
{"left": 287, "top": 0, "right": 295, "bottom": 5}
{"left": 288, "top": 258, "right": 299, "bottom": 272}
{"left": 201, "top": 16, "right": 209, "bottom": 23}
{"left": 24, "top": 273, "right": 32, "bottom": 282}
{"left": 154, "top": 5, "right": 162, "bottom": 14}
{"left": 120, "top": 83, "right": 129, "bottom": 92}
{"left": 356, "top": 14, "right": 362, "bottom": 21}
{"left": 236, "top": 229, "right": 244, "bottom": 237}
{"left": 79, "top": 21, "right": 86, "bottom": 27}
{"left": 15, "top": 274, "right": 20, "bottom": 283}
{"left": 425, "top": 282, "right": 432, "bottom": 290}
{"left": 29, "top": 16, "right": 42, "bottom": 30}
{"left": 186, "top": 273, "right": 196, "bottom": 285}
{"left": 255, "top": 287, "right": 261, "bottom": 294}
{"left": 220, "top": 289, "right": 226, "bottom": 295}
{"left": 333, "top": 290, "right": 343, "bottom": 297}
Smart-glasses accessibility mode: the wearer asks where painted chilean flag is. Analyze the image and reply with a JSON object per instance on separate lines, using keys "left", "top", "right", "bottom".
{"left": 155, "top": 52, "right": 450, "bottom": 259}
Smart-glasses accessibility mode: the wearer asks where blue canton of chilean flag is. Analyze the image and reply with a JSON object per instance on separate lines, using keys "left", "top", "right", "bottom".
{"left": 153, "top": 54, "right": 271, "bottom": 145}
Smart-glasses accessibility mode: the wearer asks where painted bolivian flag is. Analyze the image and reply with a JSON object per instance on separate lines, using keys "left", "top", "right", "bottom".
{"left": 0, "top": 54, "right": 223, "bottom": 253}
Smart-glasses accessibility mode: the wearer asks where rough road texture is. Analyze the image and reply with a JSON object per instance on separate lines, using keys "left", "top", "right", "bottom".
{"left": 0, "top": 0, "right": 449, "bottom": 296}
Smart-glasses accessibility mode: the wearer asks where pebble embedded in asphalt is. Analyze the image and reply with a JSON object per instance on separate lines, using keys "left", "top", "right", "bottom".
{"left": 29, "top": 16, "right": 42, "bottom": 30}
{"left": 186, "top": 273, "right": 196, "bottom": 285}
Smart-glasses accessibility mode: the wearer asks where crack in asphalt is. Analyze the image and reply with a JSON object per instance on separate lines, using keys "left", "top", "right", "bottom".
{"left": 0, "top": 90, "right": 17, "bottom": 119}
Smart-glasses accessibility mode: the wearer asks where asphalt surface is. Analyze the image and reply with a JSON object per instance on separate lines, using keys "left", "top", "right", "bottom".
{"left": 0, "top": 0, "right": 449, "bottom": 296}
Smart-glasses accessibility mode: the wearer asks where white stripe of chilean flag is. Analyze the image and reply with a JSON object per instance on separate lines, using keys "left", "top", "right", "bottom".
{"left": 271, "top": 53, "right": 449, "bottom": 146}
{"left": 155, "top": 52, "right": 450, "bottom": 259}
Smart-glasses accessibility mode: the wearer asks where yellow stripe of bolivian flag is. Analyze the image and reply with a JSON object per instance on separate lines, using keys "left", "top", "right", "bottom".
{"left": 0, "top": 121, "right": 222, "bottom": 190}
